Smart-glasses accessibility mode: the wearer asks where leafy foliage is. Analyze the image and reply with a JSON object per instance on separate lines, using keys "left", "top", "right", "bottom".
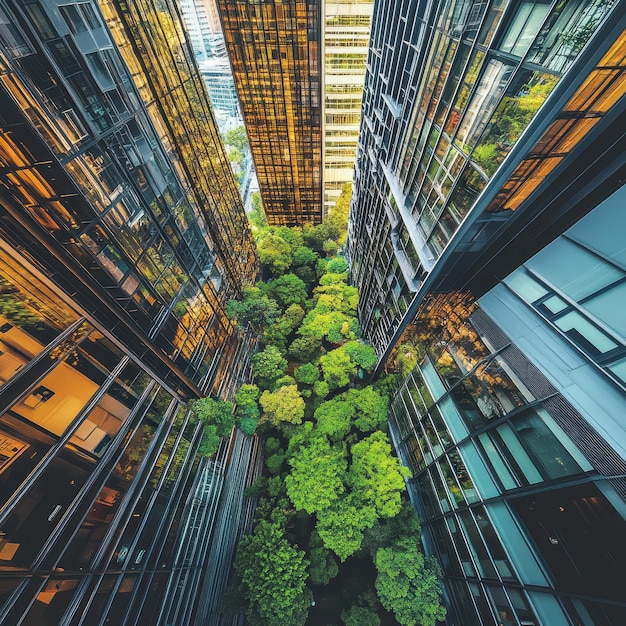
{"left": 320, "top": 347, "right": 357, "bottom": 391}
{"left": 349, "top": 431, "right": 410, "bottom": 519}
{"left": 285, "top": 435, "right": 347, "bottom": 513}
{"left": 191, "top": 397, "right": 234, "bottom": 438}
{"left": 316, "top": 493, "right": 377, "bottom": 562}
{"left": 308, "top": 532, "right": 339, "bottom": 586}
{"left": 257, "top": 232, "right": 294, "bottom": 274}
{"left": 226, "top": 286, "right": 281, "bottom": 330}
{"left": 198, "top": 425, "right": 220, "bottom": 458}
{"left": 342, "top": 340, "right": 378, "bottom": 371}
{"left": 288, "top": 334, "right": 324, "bottom": 363}
{"left": 343, "top": 387, "right": 389, "bottom": 433}
{"left": 314, "top": 396, "right": 356, "bottom": 442}
{"left": 267, "top": 273, "right": 308, "bottom": 308}
{"left": 341, "top": 604, "right": 381, "bottom": 626}
{"left": 224, "top": 125, "right": 249, "bottom": 152}
{"left": 326, "top": 257, "right": 349, "bottom": 274}
{"left": 235, "top": 519, "right": 311, "bottom": 626}
{"left": 374, "top": 539, "right": 446, "bottom": 626}
{"left": 252, "top": 345, "right": 288, "bottom": 389}
{"left": 260, "top": 385, "right": 305, "bottom": 427}
{"left": 294, "top": 362, "right": 320, "bottom": 385}
{"left": 238, "top": 416, "right": 259, "bottom": 435}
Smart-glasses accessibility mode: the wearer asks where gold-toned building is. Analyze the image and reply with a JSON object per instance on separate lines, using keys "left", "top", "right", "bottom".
{"left": 217, "top": 0, "right": 323, "bottom": 226}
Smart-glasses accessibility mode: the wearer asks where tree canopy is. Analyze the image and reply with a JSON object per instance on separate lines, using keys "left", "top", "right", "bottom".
{"left": 375, "top": 538, "right": 447, "bottom": 626}
{"left": 191, "top": 397, "right": 234, "bottom": 438}
{"left": 260, "top": 385, "right": 305, "bottom": 427}
{"left": 226, "top": 286, "right": 281, "bottom": 330}
{"left": 349, "top": 431, "right": 411, "bottom": 519}
{"left": 251, "top": 345, "right": 288, "bottom": 389}
{"left": 235, "top": 519, "right": 311, "bottom": 626}
{"left": 285, "top": 434, "right": 347, "bottom": 514}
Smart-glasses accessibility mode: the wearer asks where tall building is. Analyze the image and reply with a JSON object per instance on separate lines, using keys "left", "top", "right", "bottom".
{"left": 217, "top": 0, "right": 324, "bottom": 226}
{"left": 0, "top": 0, "right": 257, "bottom": 623}
{"left": 179, "top": 0, "right": 223, "bottom": 62}
{"left": 200, "top": 56, "right": 241, "bottom": 119}
{"left": 323, "top": 1, "right": 373, "bottom": 212}
{"left": 349, "top": 0, "right": 626, "bottom": 624}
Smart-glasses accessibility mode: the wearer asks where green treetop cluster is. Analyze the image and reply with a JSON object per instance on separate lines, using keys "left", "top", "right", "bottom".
{"left": 211, "top": 185, "right": 446, "bottom": 626}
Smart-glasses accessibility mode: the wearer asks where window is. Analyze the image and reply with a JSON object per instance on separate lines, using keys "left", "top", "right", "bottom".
{"left": 500, "top": 1, "right": 550, "bottom": 57}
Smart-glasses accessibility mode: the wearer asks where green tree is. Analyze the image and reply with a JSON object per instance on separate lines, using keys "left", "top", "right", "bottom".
{"left": 291, "top": 245, "right": 319, "bottom": 289}
{"left": 260, "top": 385, "right": 305, "bottom": 427}
{"left": 238, "top": 416, "right": 259, "bottom": 435}
{"left": 275, "top": 226, "right": 304, "bottom": 253}
{"left": 343, "top": 340, "right": 378, "bottom": 371}
{"left": 234, "top": 519, "right": 311, "bottom": 626}
{"left": 263, "top": 304, "right": 305, "bottom": 353}
{"left": 226, "top": 286, "right": 281, "bottom": 331}
{"left": 267, "top": 273, "right": 308, "bottom": 308}
{"left": 224, "top": 125, "right": 249, "bottom": 151}
{"left": 257, "top": 232, "right": 293, "bottom": 274}
{"left": 308, "top": 532, "right": 339, "bottom": 586}
{"left": 266, "top": 451, "right": 286, "bottom": 475}
{"left": 191, "top": 397, "right": 234, "bottom": 438}
{"left": 294, "top": 362, "right": 320, "bottom": 386}
{"left": 298, "top": 310, "right": 352, "bottom": 345}
{"left": 323, "top": 239, "right": 339, "bottom": 256}
{"left": 374, "top": 539, "right": 446, "bottom": 626}
{"left": 313, "top": 396, "right": 356, "bottom": 442}
{"left": 344, "top": 387, "right": 389, "bottom": 433}
{"left": 320, "top": 347, "right": 357, "bottom": 391}
{"left": 235, "top": 384, "right": 260, "bottom": 412}
{"left": 326, "top": 182, "right": 351, "bottom": 247}
{"left": 303, "top": 222, "right": 335, "bottom": 254}
{"left": 252, "top": 345, "right": 288, "bottom": 389}
{"left": 235, "top": 384, "right": 261, "bottom": 435}
{"left": 326, "top": 257, "right": 349, "bottom": 274}
{"left": 249, "top": 192, "right": 267, "bottom": 229}
{"left": 285, "top": 435, "right": 347, "bottom": 513}
{"left": 292, "top": 245, "right": 318, "bottom": 268}
{"left": 288, "top": 334, "right": 323, "bottom": 363}
{"left": 198, "top": 424, "right": 220, "bottom": 458}
{"left": 349, "top": 431, "right": 410, "bottom": 519}
{"left": 316, "top": 493, "right": 377, "bottom": 561}
{"left": 312, "top": 281, "right": 359, "bottom": 315}
{"left": 362, "top": 502, "right": 422, "bottom": 556}
{"left": 341, "top": 605, "right": 380, "bottom": 626}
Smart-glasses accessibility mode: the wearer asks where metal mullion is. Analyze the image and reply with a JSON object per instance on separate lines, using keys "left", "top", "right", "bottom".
{"left": 0, "top": 356, "right": 129, "bottom": 526}
{"left": 123, "top": 424, "right": 206, "bottom": 626}
{"left": 0, "top": 382, "right": 158, "bottom": 626}
{"left": 32, "top": 385, "right": 166, "bottom": 573}
{"left": 0, "top": 317, "right": 89, "bottom": 415}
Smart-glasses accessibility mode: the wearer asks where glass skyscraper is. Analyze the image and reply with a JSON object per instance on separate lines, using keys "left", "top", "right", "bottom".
{"left": 323, "top": 0, "right": 373, "bottom": 212}
{"left": 349, "top": 0, "right": 626, "bottom": 624}
{"left": 217, "top": 0, "right": 324, "bottom": 226}
{"left": 0, "top": 0, "right": 257, "bottom": 622}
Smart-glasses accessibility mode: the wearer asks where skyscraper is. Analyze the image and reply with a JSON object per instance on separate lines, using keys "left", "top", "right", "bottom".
{"left": 217, "top": 0, "right": 324, "bottom": 226}
{"left": 323, "top": 1, "right": 373, "bottom": 212}
{"left": 349, "top": 0, "right": 626, "bottom": 623}
{"left": 0, "top": 0, "right": 257, "bottom": 622}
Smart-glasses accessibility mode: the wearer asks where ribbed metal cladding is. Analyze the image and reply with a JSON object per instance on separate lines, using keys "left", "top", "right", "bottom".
{"left": 471, "top": 307, "right": 626, "bottom": 500}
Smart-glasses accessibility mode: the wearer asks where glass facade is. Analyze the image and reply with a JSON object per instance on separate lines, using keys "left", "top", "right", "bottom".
{"left": 217, "top": 0, "right": 323, "bottom": 226}
{"left": 0, "top": 0, "right": 257, "bottom": 621}
{"left": 388, "top": 199, "right": 626, "bottom": 622}
{"left": 349, "top": 0, "right": 624, "bottom": 358}
{"left": 323, "top": 1, "right": 373, "bottom": 212}
{"left": 350, "top": 0, "right": 626, "bottom": 624}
